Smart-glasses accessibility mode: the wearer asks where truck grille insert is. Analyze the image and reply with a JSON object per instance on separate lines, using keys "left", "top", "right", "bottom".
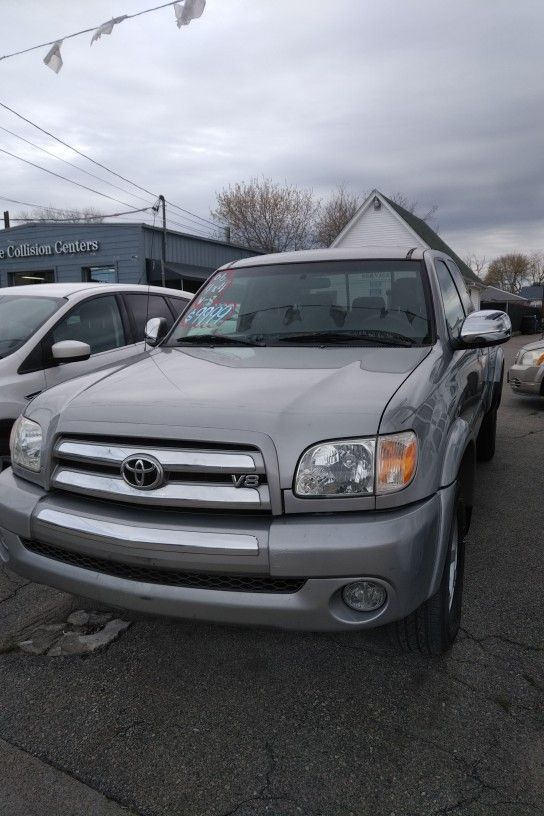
{"left": 22, "top": 539, "right": 305, "bottom": 594}
{"left": 52, "top": 437, "right": 272, "bottom": 512}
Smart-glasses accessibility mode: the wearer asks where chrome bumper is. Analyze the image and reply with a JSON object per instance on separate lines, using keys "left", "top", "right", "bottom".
{"left": 0, "top": 468, "right": 456, "bottom": 631}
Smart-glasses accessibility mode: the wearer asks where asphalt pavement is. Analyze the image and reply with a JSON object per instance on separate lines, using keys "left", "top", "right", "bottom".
{"left": 0, "top": 334, "right": 542, "bottom": 816}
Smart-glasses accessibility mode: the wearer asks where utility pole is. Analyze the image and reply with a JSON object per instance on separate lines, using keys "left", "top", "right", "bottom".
{"left": 158, "top": 194, "right": 166, "bottom": 287}
{"left": 224, "top": 225, "right": 231, "bottom": 244}
{"left": 3, "top": 211, "right": 10, "bottom": 230}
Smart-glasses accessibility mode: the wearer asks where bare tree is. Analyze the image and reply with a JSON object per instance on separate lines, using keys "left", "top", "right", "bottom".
{"left": 15, "top": 205, "right": 105, "bottom": 223}
{"left": 211, "top": 177, "right": 319, "bottom": 253}
{"left": 387, "top": 192, "right": 439, "bottom": 223}
{"left": 483, "top": 253, "right": 530, "bottom": 294}
{"left": 314, "top": 185, "right": 361, "bottom": 247}
{"left": 464, "top": 253, "right": 488, "bottom": 279}
{"left": 527, "top": 251, "right": 544, "bottom": 285}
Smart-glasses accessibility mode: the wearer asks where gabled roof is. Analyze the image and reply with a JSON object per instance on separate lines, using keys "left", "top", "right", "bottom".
{"left": 519, "top": 285, "right": 544, "bottom": 300}
{"left": 382, "top": 195, "right": 480, "bottom": 284}
{"left": 331, "top": 189, "right": 481, "bottom": 286}
{"left": 481, "top": 286, "right": 528, "bottom": 303}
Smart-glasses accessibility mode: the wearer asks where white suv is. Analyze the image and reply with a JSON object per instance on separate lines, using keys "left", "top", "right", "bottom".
{"left": 0, "top": 283, "right": 191, "bottom": 467}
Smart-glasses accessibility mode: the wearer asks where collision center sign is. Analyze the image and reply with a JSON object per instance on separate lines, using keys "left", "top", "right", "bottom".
{"left": 0, "top": 239, "right": 100, "bottom": 260}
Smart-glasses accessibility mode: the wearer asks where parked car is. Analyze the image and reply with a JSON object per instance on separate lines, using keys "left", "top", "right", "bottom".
{"left": 507, "top": 338, "right": 544, "bottom": 396}
{"left": 0, "top": 248, "right": 511, "bottom": 655}
{"left": 0, "top": 283, "right": 191, "bottom": 468}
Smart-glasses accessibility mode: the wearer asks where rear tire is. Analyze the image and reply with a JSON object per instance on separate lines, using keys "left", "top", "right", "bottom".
{"left": 391, "top": 491, "right": 465, "bottom": 656}
{"left": 476, "top": 407, "right": 497, "bottom": 461}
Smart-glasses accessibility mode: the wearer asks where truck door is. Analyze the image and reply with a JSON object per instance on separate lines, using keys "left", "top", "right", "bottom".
{"left": 434, "top": 260, "right": 486, "bottom": 427}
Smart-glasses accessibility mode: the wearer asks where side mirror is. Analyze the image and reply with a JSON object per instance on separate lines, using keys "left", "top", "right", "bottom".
{"left": 455, "top": 310, "right": 512, "bottom": 349}
{"left": 51, "top": 340, "right": 91, "bottom": 363}
{"left": 145, "top": 317, "right": 169, "bottom": 347}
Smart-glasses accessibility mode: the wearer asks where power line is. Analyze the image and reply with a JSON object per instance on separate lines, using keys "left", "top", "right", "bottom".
{"left": 0, "top": 194, "right": 223, "bottom": 240}
{"left": 0, "top": 146, "right": 153, "bottom": 212}
{"left": 12, "top": 206, "right": 152, "bottom": 222}
{"left": 0, "top": 124, "right": 155, "bottom": 208}
{"left": 0, "top": 196, "right": 67, "bottom": 213}
{"left": 0, "top": 99, "right": 220, "bottom": 230}
{"left": 0, "top": 1, "right": 182, "bottom": 63}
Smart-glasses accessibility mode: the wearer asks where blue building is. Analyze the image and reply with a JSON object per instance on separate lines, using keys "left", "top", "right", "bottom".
{"left": 0, "top": 222, "right": 258, "bottom": 293}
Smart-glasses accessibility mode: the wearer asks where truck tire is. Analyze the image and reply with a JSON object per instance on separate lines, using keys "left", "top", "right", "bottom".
{"left": 476, "top": 407, "right": 497, "bottom": 462}
{"left": 391, "top": 492, "right": 465, "bottom": 656}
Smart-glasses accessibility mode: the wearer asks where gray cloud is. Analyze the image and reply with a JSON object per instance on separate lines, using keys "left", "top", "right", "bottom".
{"left": 0, "top": 0, "right": 543, "bottom": 258}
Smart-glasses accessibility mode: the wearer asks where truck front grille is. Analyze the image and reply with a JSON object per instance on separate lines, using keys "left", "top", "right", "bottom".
{"left": 51, "top": 437, "right": 271, "bottom": 512}
{"left": 23, "top": 539, "right": 305, "bottom": 594}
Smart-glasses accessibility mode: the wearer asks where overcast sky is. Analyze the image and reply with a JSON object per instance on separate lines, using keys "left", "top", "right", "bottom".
{"left": 1, "top": 0, "right": 543, "bottom": 262}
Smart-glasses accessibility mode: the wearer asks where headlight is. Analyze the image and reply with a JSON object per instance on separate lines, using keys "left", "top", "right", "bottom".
{"left": 294, "top": 432, "right": 417, "bottom": 497}
{"left": 521, "top": 349, "right": 544, "bottom": 366}
{"left": 10, "top": 416, "right": 43, "bottom": 472}
{"left": 295, "top": 439, "right": 375, "bottom": 496}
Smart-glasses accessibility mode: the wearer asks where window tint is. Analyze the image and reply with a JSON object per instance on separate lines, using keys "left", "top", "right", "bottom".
{"left": 169, "top": 260, "right": 432, "bottom": 346}
{"left": 0, "top": 295, "right": 61, "bottom": 359}
{"left": 167, "top": 296, "right": 190, "bottom": 316}
{"left": 124, "top": 294, "right": 175, "bottom": 342}
{"left": 51, "top": 295, "right": 125, "bottom": 355}
{"left": 446, "top": 260, "right": 473, "bottom": 314}
{"left": 435, "top": 261, "right": 465, "bottom": 339}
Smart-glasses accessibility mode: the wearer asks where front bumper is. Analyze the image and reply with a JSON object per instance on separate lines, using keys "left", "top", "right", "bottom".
{"left": 0, "top": 468, "right": 455, "bottom": 632}
{"left": 508, "top": 363, "right": 544, "bottom": 395}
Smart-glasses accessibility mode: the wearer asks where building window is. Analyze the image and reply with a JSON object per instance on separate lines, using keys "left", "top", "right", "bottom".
{"left": 82, "top": 266, "right": 117, "bottom": 284}
{"left": 8, "top": 270, "right": 55, "bottom": 286}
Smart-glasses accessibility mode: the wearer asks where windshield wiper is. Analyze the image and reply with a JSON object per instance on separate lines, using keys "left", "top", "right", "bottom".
{"left": 176, "top": 334, "right": 266, "bottom": 347}
{"left": 275, "top": 330, "right": 419, "bottom": 347}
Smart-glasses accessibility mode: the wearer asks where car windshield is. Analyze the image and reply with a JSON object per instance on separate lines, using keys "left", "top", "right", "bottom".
{"left": 169, "top": 260, "right": 433, "bottom": 346}
{"left": 0, "top": 295, "right": 63, "bottom": 359}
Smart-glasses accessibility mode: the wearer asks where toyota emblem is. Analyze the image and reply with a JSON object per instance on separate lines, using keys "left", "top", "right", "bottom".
{"left": 121, "top": 455, "right": 164, "bottom": 490}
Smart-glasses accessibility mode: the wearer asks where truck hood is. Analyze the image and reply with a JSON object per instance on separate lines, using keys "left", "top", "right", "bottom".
{"left": 47, "top": 345, "right": 430, "bottom": 448}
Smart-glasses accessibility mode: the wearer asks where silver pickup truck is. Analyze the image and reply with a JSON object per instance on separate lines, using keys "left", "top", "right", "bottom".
{"left": 0, "top": 248, "right": 511, "bottom": 655}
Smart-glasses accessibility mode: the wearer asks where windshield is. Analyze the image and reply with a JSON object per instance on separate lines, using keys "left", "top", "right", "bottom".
{"left": 169, "top": 260, "right": 433, "bottom": 346}
{"left": 0, "top": 295, "right": 63, "bottom": 359}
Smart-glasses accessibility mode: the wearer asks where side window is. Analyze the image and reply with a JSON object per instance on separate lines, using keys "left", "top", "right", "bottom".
{"left": 124, "top": 294, "right": 175, "bottom": 342}
{"left": 167, "top": 296, "right": 190, "bottom": 317}
{"left": 446, "top": 260, "right": 473, "bottom": 314}
{"left": 435, "top": 261, "right": 465, "bottom": 340}
{"left": 50, "top": 296, "right": 126, "bottom": 355}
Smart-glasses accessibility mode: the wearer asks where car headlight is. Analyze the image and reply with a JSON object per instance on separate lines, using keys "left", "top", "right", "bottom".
{"left": 10, "top": 416, "right": 43, "bottom": 472}
{"left": 520, "top": 349, "right": 544, "bottom": 366}
{"left": 294, "top": 432, "right": 417, "bottom": 497}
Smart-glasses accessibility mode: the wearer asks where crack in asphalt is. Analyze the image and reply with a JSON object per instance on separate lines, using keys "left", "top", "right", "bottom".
{"left": 498, "top": 427, "right": 544, "bottom": 441}
{"left": 219, "top": 741, "right": 318, "bottom": 816}
{"left": 0, "top": 733, "right": 145, "bottom": 815}
{"left": 0, "top": 579, "right": 32, "bottom": 604}
{"left": 460, "top": 626, "right": 544, "bottom": 654}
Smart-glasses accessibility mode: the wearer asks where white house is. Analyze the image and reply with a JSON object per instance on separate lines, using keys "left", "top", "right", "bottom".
{"left": 331, "top": 189, "right": 484, "bottom": 309}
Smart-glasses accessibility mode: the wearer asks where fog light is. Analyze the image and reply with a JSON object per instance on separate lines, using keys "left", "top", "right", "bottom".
{"left": 342, "top": 581, "right": 386, "bottom": 612}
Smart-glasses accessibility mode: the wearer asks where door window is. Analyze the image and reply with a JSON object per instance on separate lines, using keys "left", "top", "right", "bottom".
{"left": 435, "top": 261, "right": 466, "bottom": 339}
{"left": 446, "top": 260, "right": 474, "bottom": 314}
{"left": 124, "top": 294, "right": 175, "bottom": 342}
{"left": 51, "top": 295, "right": 126, "bottom": 355}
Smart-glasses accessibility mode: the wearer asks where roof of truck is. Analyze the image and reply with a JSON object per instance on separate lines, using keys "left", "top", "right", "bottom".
{"left": 227, "top": 246, "right": 430, "bottom": 269}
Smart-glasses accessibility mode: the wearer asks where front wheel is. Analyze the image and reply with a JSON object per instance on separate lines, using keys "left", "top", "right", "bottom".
{"left": 391, "top": 493, "right": 465, "bottom": 656}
